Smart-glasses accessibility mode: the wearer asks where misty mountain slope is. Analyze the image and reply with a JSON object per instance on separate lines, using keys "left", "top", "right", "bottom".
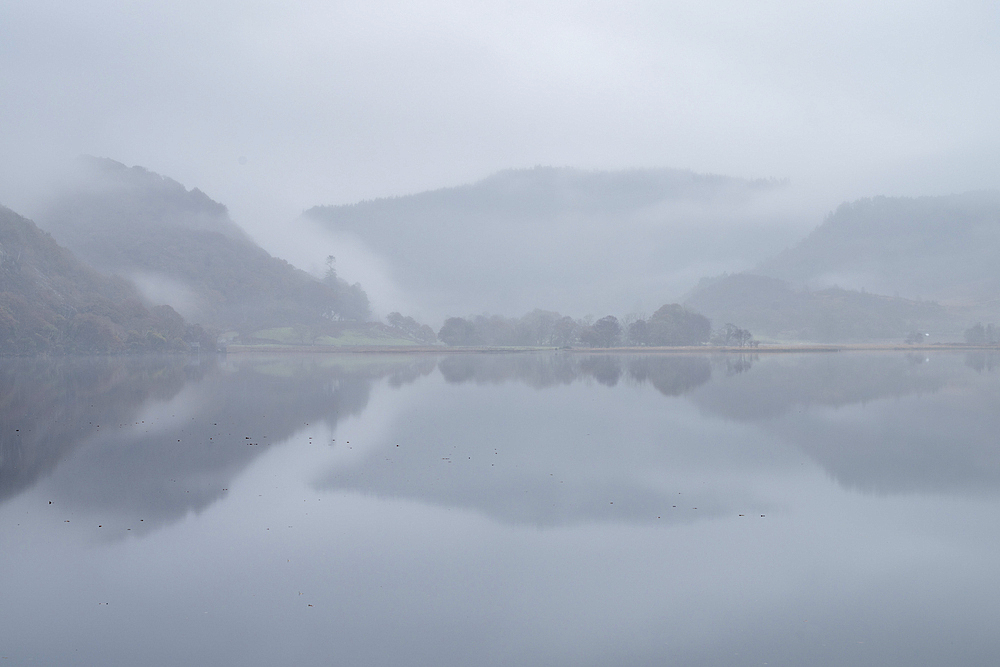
{"left": 304, "top": 166, "right": 802, "bottom": 319}
{"left": 0, "top": 205, "right": 209, "bottom": 354}
{"left": 35, "top": 157, "right": 369, "bottom": 331}
{"left": 755, "top": 192, "right": 1000, "bottom": 306}
{"left": 684, "top": 273, "right": 949, "bottom": 342}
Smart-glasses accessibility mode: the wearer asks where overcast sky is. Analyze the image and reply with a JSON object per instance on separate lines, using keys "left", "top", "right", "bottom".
{"left": 2, "top": 0, "right": 999, "bottom": 243}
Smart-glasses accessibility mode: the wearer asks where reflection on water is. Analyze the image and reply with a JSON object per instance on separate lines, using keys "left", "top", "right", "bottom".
{"left": 0, "top": 355, "right": 202, "bottom": 504}
{"left": 3, "top": 350, "right": 998, "bottom": 528}
{"left": 439, "top": 352, "right": 715, "bottom": 394}
{"left": 3, "top": 351, "right": 1000, "bottom": 666}
{"left": 965, "top": 350, "right": 1000, "bottom": 373}
{"left": 0, "top": 354, "right": 435, "bottom": 534}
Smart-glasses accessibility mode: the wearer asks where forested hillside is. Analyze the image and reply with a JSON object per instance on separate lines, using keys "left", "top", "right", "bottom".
{"left": 756, "top": 192, "right": 1000, "bottom": 307}
{"left": 0, "top": 206, "right": 212, "bottom": 353}
{"left": 684, "top": 274, "right": 950, "bottom": 342}
{"left": 35, "top": 157, "right": 370, "bottom": 333}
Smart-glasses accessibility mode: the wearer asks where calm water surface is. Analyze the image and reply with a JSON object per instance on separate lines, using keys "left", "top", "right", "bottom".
{"left": 2, "top": 351, "right": 1000, "bottom": 666}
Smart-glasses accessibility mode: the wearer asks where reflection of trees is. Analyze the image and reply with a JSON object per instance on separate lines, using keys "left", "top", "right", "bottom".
{"left": 385, "top": 357, "right": 438, "bottom": 386}
{"left": 438, "top": 354, "right": 580, "bottom": 388}
{"left": 965, "top": 351, "right": 1000, "bottom": 373}
{"left": 627, "top": 356, "right": 712, "bottom": 396}
{"left": 438, "top": 353, "right": 712, "bottom": 396}
{"left": 722, "top": 353, "right": 757, "bottom": 376}
{"left": 579, "top": 356, "right": 622, "bottom": 386}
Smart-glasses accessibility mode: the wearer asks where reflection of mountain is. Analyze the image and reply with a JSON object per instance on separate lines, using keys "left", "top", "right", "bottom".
{"left": 0, "top": 355, "right": 203, "bottom": 502}
{"left": 691, "top": 352, "right": 945, "bottom": 421}
{"left": 0, "top": 355, "right": 436, "bottom": 534}
{"left": 692, "top": 352, "right": 1000, "bottom": 495}
{"left": 322, "top": 353, "right": 746, "bottom": 527}
{"left": 321, "top": 367, "right": 748, "bottom": 527}
{"left": 325, "top": 352, "right": 1000, "bottom": 522}
{"left": 10, "top": 351, "right": 1000, "bottom": 538}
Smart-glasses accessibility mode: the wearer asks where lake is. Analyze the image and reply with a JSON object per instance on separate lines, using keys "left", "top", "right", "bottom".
{"left": 2, "top": 350, "right": 1000, "bottom": 666}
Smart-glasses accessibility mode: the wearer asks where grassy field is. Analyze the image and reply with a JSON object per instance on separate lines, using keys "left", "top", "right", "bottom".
{"left": 249, "top": 326, "right": 418, "bottom": 347}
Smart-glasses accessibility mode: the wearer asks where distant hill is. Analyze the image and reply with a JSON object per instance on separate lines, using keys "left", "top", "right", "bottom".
{"left": 684, "top": 274, "right": 949, "bottom": 342}
{"left": 34, "top": 157, "right": 370, "bottom": 332}
{"left": 0, "top": 205, "right": 212, "bottom": 354}
{"left": 680, "top": 191, "right": 1000, "bottom": 342}
{"left": 304, "top": 166, "right": 801, "bottom": 318}
{"left": 756, "top": 191, "right": 1000, "bottom": 309}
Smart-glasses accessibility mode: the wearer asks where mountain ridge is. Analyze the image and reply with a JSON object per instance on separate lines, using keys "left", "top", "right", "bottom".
{"left": 305, "top": 165, "right": 801, "bottom": 319}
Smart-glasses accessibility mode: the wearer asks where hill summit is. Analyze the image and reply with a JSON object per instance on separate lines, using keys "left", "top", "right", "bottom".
{"left": 305, "top": 166, "right": 799, "bottom": 319}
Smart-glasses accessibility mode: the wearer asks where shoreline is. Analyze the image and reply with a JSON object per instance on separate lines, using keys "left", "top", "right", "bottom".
{"left": 221, "top": 343, "right": 1000, "bottom": 355}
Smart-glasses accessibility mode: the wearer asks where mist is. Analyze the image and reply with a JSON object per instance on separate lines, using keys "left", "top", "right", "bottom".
{"left": 7, "top": 4, "right": 1000, "bottom": 663}
{"left": 2, "top": 0, "right": 1000, "bottom": 344}
{"left": 3, "top": 1, "right": 1000, "bottom": 224}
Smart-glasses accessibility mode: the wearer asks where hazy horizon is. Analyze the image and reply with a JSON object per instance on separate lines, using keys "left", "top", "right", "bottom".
{"left": 3, "top": 1, "right": 1000, "bottom": 256}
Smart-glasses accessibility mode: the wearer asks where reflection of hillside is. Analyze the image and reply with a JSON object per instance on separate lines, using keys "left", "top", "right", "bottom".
{"left": 693, "top": 353, "right": 1000, "bottom": 495}
{"left": 323, "top": 355, "right": 745, "bottom": 528}
{"left": 438, "top": 353, "right": 712, "bottom": 396}
{"left": 0, "top": 355, "right": 205, "bottom": 503}
{"left": 1, "top": 355, "right": 436, "bottom": 533}
{"left": 691, "top": 352, "right": 945, "bottom": 421}
{"left": 779, "top": 369, "right": 1000, "bottom": 495}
